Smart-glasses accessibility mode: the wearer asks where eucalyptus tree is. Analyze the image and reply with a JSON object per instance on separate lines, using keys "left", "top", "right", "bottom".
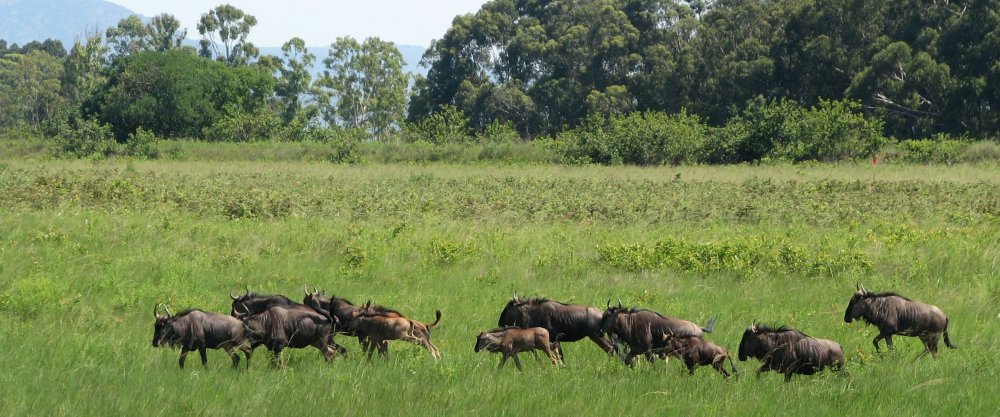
{"left": 197, "top": 4, "right": 259, "bottom": 66}
{"left": 316, "top": 36, "right": 408, "bottom": 141}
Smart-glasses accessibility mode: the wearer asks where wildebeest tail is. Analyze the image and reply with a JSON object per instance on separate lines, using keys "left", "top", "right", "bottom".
{"left": 426, "top": 310, "right": 442, "bottom": 329}
{"left": 702, "top": 317, "right": 716, "bottom": 334}
{"left": 728, "top": 355, "right": 739, "bottom": 378}
{"left": 944, "top": 319, "right": 957, "bottom": 349}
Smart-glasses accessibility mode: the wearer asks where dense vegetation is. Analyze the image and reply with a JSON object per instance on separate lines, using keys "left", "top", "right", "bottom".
{"left": 1, "top": 1, "right": 999, "bottom": 166}
{"left": 0, "top": 159, "right": 997, "bottom": 415}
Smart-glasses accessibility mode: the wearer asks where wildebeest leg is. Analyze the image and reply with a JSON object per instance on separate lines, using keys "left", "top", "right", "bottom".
{"left": 198, "top": 347, "right": 209, "bottom": 367}
{"left": 241, "top": 345, "right": 253, "bottom": 369}
{"left": 512, "top": 353, "right": 524, "bottom": 371}
{"left": 871, "top": 334, "right": 883, "bottom": 352}
{"left": 755, "top": 363, "right": 771, "bottom": 379}
{"left": 499, "top": 353, "right": 510, "bottom": 369}
{"left": 686, "top": 357, "right": 697, "bottom": 375}
{"left": 712, "top": 357, "right": 731, "bottom": 378}
{"left": 623, "top": 349, "right": 639, "bottom": 368}
{"left": 784, "top": 368, "right": 795, "bottom": 382}
{"left": 224, "top": 345, "right": 240, "bottom": 369}
{"left": 178, "top": 348, "right": 190, "bottom": 369}
{"left": 589, "top": 334, "right": 617, "bottom": 357}
{"left": 883, "top": 333, "right": 895, "bottom": 350}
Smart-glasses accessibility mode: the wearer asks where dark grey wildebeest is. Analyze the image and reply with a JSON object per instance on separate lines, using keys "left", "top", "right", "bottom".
{"left": 498, "top": 293, "right": 616, "bottom": 361}
{"left": 844, "top": 283, "right": 956, "bottom": 359}
{"left": 738, "top": 324, "right": 846, "bottom": 382}
{"left": 241, "top": 305, "right": 338, "bottom": 367}
{"left": 229, "top": 289, "right": 299, "bottom": 319}
{"left": 600, "top": 303, "right": 715, "bottom": 367}
{"left": 233, "top": 288, "right": 349, "bottom": 355}
{"left": 152, "top": 304, "right": 251, "bottom": 369}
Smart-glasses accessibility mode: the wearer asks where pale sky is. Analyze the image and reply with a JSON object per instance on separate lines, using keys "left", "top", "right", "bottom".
{"left": 106, "top": 1, "right": 490, "bottom": 47}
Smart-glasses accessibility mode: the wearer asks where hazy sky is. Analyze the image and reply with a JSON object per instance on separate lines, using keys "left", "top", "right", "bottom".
{"left": 106, "top": 1, "right": 489, "bottom": 47}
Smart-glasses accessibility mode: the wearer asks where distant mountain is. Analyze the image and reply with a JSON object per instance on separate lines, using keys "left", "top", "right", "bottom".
{"left": 257, "top": 44, "right": 427, "bottom": 78}
{"left": 0, "top": 0, "right": 138, "bottom": 46}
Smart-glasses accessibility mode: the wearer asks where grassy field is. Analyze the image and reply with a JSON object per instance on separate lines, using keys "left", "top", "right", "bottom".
{"left": 0, "top": 157, "right": 997, "bottom": 416}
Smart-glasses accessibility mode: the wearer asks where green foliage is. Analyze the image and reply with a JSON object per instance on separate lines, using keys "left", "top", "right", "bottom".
{"left": 0, "top": 50, "right": 65, "bottom": 128}
{"left": 412, "top": 0, "right": 1000, "bottom": 139}
{"left": 88, "top": 50, "right": 274, "bottom": 140}
{"left": 403, "top": 105, "right": 472, "bottom": 144}
{"left": 196, "top": 4, "right": 259, "bottom": 66}
{"left": 53, "top": 117, "right": 120, "bottom": 158}
{"left": 316, "top": 36, "right": 409, "bottom": 141}
{"left": 894, "top": 137, "right": 970, "bottom": 164}
{"left": 202, "top": 107, "right": 281, "bottom": 142}
{"left": 308, "top": 127, "right": 366, "bottom": 164}
{"left": 725, "top": 99, "right": 886, "bottom": 163}
{"left": 557, "top": 111, "right": 709, "bottom": 165}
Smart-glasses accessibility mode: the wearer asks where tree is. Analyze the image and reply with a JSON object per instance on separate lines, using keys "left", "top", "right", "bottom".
{"left": 147, "top": 14, "right": 188, "bottom": 52}
{"left": 316, "top": 36, "right": 408, "bottom": 141}
{"left": 271, "top": 37, "right": 317, "bottom": 125}
{"left": 0, "top": 50, "right": 65, "bottom": 128}
{"left": 61, "top": 32, "right": 108, "bottom": 110}
{"left": 197, "top": 4, "right": 259, "bottom": 66}
{"left": 106, "top": 15, "right": 150, "bottom": 60}
{"left": 86, "top": 50, "right": 273, "bottom": 140}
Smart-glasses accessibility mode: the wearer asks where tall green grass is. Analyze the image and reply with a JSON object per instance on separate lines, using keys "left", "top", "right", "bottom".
{"left": 0, "top": 160, "right": 996, "bottom": 416}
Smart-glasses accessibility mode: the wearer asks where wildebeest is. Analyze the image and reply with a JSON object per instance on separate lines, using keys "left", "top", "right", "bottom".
{"left": 229, "top": 289, "right": 299, "bottom": 319}
{"left": 303, "top": 288, "right": 370, "bottom": 350}
{"left": 241, "top": 305, "right": 338, "bottom": 367}
{"left": 844, "top": 283, "right": 956, "bottom": 359}
{"left": 152, "top": 304, "right": 251, "bottom": 369}
{"left": 600, "top": 302, "right": 715, "bottom": 367}
{"left": 349, "top": 307, "right": 442, "bottom": 360}
{"left": 474, "top": 326, "right": 562, "bottom": 371}
{"left": 233, "top": 288, "right": 348, "bottom": 355}
{"left": 737, "top": 324, "right": 846, "bottom": 382}
{"left": 657, "top": 331, "right": 737, "bottom": 378}
{"left": 498, "top": 292, "right": 615, "bottom": 361}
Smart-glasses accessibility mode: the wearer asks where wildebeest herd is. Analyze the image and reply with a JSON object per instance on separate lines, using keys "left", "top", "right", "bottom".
{"left": 152, "top": 283, "right": 956, "bottom": 381}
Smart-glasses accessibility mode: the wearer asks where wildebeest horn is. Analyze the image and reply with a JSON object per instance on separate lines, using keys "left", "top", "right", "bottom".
{"left": 311, "top": 285, "right": 318, "bottom": 295}
{"left": 163, "top": 305, "right": 172, "bottom": 318}
{"left": 230, "top": 290, "right": 239, "bottom": 300}
{"left": 606, "top": 299, "right": 611, "bottom": 309}
{"left": 304, "top": 285, "right": 311, "bottom": 296}
{"left": 617, "top": 297, "right": 623, "bottom": 308}
{"left": 512, "top": 290, "right": 518, "bottom": 301}
{"left": 153, "top": 303, "right": 160, "bottom": 318}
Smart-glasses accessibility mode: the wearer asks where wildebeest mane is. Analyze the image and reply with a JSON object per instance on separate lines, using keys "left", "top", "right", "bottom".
{"left": 751, "top": 323, "right": 804, "bottom": 335}
{"left": 858, "top": 291, "right": 911, "bottom": 301}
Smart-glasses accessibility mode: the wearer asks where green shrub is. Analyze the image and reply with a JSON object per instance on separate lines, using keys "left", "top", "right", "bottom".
{"left": 202, "top": 108, "right": 282, "bottom": 142}
{"left": 309, "top": 127, "right": 366, "bottom": 164}
{"left": 54, "top": 117, "right": 121, "bottom": 158}
{"left": 556, "top": 111, "right": 709, "bottom": 166}
{"left": 774, "top": 99, "right": 887, "bottom": 162}
{"left": 404, "top": 105, "right": 472, "bottom": 144}
{"left": 895, "top": 137, "right": 970, "bottom": 164}
{"left": 123, "top": 127, "right": 160, "bottom": 159}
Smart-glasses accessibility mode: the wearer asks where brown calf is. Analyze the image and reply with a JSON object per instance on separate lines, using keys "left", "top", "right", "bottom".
{"left": 474, "top": 326, "right": 562, "bottom": 371}
{"left": 658, "top": 331, "right": 738, "bottom": 378}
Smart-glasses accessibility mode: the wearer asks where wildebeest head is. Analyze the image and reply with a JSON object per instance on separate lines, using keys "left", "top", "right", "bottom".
{"left": 599, "top": 300, "right": 627, "bottom": 336}
{"left": 844, "top": 283, "right": 869, "bottom": 323}
{"left": 152, "top": 304, "right": 177, "bottom": 348}
{"left": 230, "top": 288, "right": 296, "bottom": 319}
{"left": 302, "top": 286, "right": 329, "bottom": 311}
{"left": 497, "top": 291, "right": 530, "bottom": 327}
{"left": 474, "top": 331, "right": 501, "bottom": 353}
{"left": 737, "top": 324, "right": 763, "bottom": 361}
